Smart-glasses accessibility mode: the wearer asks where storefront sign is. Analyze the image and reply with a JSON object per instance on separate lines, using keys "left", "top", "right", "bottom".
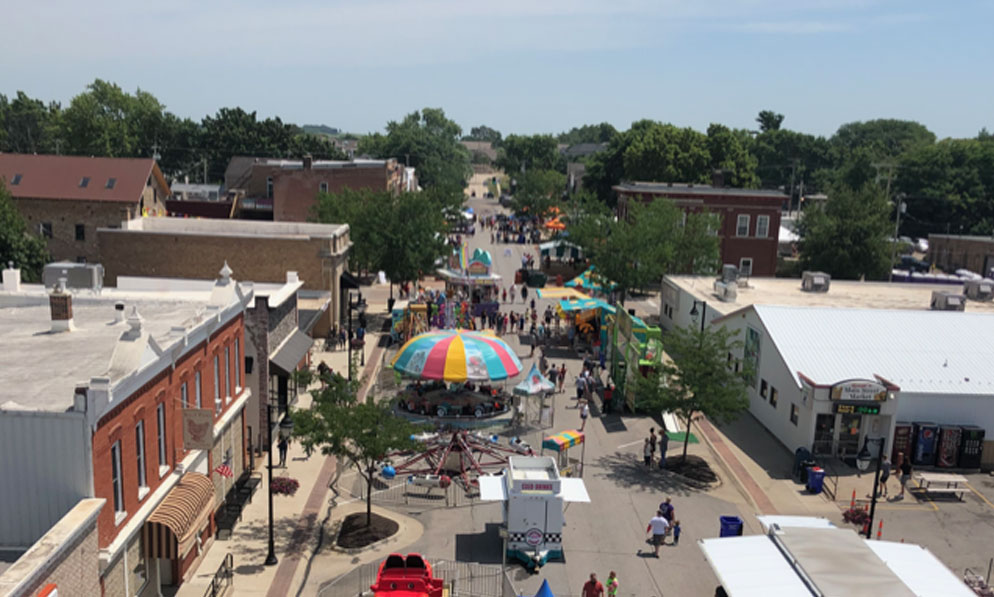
{"left": 834, "top": 402, "right": 881, "bottom": 415}
{"left": 183, "top": 409, "right": 214, "bottom": 450}
{"left": 830, "top": 380, "right": 887, "bottom": 402}
{"left": 467, "top": 261, "right": 489, "bottom": 276}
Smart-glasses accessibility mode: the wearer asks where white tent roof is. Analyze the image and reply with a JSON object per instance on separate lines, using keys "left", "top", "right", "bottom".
{"left": 757, "top": 515, "right": 835, "bottom": 533}
{"left": 700, "top": 535, "right": 812, "bottom": 597}
{"left": 478, "top": 475, "right": 507, "bottom": 501}
{"left": 559, "top": 478, "right": 590, "bottom": 502}
{"left": 779, "top": 225, "right": 800, "bottom": 243}
{"left": 866, "top": 541, "right": 975, "bottom": 597}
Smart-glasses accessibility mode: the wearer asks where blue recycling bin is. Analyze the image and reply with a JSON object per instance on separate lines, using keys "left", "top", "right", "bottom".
{"left": 719, "top": 516, "right": 744, "bottom": 537}
{"left": 807, "top": 466, "right": 826, "bottom": 494}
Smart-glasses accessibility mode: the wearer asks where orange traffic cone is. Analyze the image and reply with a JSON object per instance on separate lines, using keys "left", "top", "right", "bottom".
{"left": 877, "top": 520, "right": 883, "bottom": 540}
{"left": 851, "top": 490, "right": 856, "bottom": 508}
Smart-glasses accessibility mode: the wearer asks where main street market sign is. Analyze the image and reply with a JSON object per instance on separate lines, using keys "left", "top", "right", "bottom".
{"left": 830, "top": 379, "right": 888, "bottom": 402}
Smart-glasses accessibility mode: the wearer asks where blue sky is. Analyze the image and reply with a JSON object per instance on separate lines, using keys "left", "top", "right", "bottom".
{"left": 2, "top": 0, "right": 991, "bottom": 139}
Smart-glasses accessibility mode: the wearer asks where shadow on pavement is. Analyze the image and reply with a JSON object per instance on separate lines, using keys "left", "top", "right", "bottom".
{"left": 593, "top": 452, "right": 698, "bottom": 497}
{"left": 454, "top": 522, "right": 504, "bottom": 564}
{"left": 599, "top": 414, "right": 628, "bottom": 433}
{"left": 715, "top": 411, "right": 794, "bottom": 480}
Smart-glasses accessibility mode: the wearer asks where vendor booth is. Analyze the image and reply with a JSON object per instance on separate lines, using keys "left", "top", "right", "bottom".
{"left": 609, "top": 308, "right": 662, "bottom": 412}
{"left": 538, "top": 240, "right": 583, "bottom": 261}
{"left": 542, "top": 430, "right": 585, "bottom": 478}
{"left": 436, "top": 245, "right": 501, "bottom": 319}
{"left": 564, "top": 266, "right": 617, "bottom": 295}
{"left": 514, "top": 364, "right": 556, "bottom": 428}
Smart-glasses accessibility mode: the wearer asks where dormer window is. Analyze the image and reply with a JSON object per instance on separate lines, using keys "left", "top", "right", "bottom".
{"left": 79, "top": 177, "right": 90, "bottom": 188}
{"left": 11, "top": 173, "right": 22, "bottom": 185}
{"left": 106, "top": 178, "right": 116, "bottom": 189}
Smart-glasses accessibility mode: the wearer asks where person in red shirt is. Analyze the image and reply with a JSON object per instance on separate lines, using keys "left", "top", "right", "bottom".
{"left": 582, "top": 572, "right": 605, "bottom": 597}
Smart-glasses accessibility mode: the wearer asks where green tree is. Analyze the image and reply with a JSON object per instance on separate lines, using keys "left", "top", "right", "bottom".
{"left": 1, "top": 91, "right": 61, "bottom": 154}
{"left": 496, "top": 134, "right": 563, "bottom": 174}
{"left": 756, "top": 110, "right": 785, "bottom": 133}
{"left": 798, "top": 185, "right": 893, "bottom": 280}
{"left": 0, "top": 181, "right": 49, "bottom": 282}
{"left": 635, "top": 324, "right": 750, "bottom": 462}
{"left": 378, "top": 192, "right": 450, "bottom": 296}
{"left": 512, "top": 169, "right": 565, "bottom": 216}
{"left": 706, "top": 124, "right": 759, "bottom": 188}
{"left": 830, "top": 119, "right": 935, "bottom": 163}
{"left": 463, "top": 125, "right": 502, "bottom": 144}
{"left": 291, "top": 371, "right": 423, "bottom": 526}
{"left": 359, "top": 108, "right": 470, "bottom": 193}
{"left": 312, "top": 188, "right": 384, "bottom": 276}
{"left": 751, "top": 129, "right": 833, "bottom": 195}
{"left": 557, "top": 123, "right": 617, "bottom": 145}
{"left": 622, "top": 123, "right": 710, "bottom": 184}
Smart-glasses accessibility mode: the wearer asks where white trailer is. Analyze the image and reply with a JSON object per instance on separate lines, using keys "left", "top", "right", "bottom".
{"left": 479, "top": 456, "right": 589, "bottom": 570}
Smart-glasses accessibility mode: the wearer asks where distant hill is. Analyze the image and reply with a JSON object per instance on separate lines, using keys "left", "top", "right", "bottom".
{"left": 301, "top": 124, "right": 340, "bottom": 136}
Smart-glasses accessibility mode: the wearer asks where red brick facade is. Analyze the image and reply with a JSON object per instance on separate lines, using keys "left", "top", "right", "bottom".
{"left": 615, "top": 184, "right": 784, "bottom": 277}
{"left": 91, "top": 316, "right": 246, "bottom": 549}
{"left": 273, "top": 164, "right": 402, "bottom": 221}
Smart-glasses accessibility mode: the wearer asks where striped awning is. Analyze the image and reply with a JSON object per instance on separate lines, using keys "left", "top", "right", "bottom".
{"left": 143, "top": 472, "right": 216, "bottom": 559}
{"left": 542, "top": 430, "right": 584, "bottom": 453}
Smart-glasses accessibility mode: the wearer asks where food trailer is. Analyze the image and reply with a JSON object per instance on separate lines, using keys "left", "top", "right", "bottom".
{"left": 541, "top": 430, "right": 585, "bottom": 478}
{"left": 479, "top": 456, "right": 590, "bottom": 570}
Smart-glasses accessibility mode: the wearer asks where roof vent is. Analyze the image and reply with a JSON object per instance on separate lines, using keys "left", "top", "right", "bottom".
{"left": 49, "top": 278, "right": 74, "bottom": 332}
{"left": 114, "top": 301, "right": 126, "bottom": 324}
{"left": 219, "top": 261, "right": 233, "bottom": 285}
{"left": 126, "top": 306, "right": 144, "bottom": 333}
{"left": 801, "top": 271, "right": 831, "bottom": 293}
{"left": 720, "top": 264, "right": 738, "bottom": 284}
{"left": 930, "top": 291, "right": 966, "bottom": 311}
{"left": 287, "top": 271, "right": 299, "bottom": 284}
{"left": 963, "top": 279, "right": 994, "bottom": 302}
{"left": 713, "top": 280, "right": 737, "bottom": 302}
{"left": 2, "top": 261, "right": 21, "bottom": 292}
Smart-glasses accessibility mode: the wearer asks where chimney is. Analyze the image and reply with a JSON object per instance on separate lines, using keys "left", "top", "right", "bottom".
{"left": 3, "top": 262, "right": 21, "bottom": 292}
{"left": 113, "top": 301, "right": 126, "bottom": 324}
{"left": 302, "top": 154, "right": 313, "bottom": 170}
{"left": 711, "top": 170, "right": 725, "bottom": 188}
{"left": 286, "top": 271, "right": 299, "bottom": 284}
{"left": 49, "top": 278, "right": 74, "bottom": 332}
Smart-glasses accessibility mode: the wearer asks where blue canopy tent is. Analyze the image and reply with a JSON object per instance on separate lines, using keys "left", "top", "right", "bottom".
{"left": 532, "top": 579, "right": 555, "bottom": 597}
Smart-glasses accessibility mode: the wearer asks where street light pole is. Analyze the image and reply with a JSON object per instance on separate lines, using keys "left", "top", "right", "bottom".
{"left": 264, "top": 403, "right": 278, "bottom": 566}
{"left": 347, "top": 290, "right": 354, "bottom": 382}
{"left": 690, "top": 300, "right": 707, "bottom": 333}
{"left": 857, "top": 437, "right": 885, "bottom": 539}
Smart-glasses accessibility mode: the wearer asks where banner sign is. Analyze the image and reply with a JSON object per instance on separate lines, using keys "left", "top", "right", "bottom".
{"left": 183, "top": 409, "right": 214, "bottom": 450}
{"left": 830, "top": 380, "right": 888, "bottom": 402}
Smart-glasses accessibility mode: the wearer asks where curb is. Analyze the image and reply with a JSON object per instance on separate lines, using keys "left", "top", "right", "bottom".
{"left": 695, "top": 417, "right": 777, "bottom": 515}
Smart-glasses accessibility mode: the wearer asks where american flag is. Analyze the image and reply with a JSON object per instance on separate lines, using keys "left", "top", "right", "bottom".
{"left": 214, "top": 463, "right": 234, "bottom": 478}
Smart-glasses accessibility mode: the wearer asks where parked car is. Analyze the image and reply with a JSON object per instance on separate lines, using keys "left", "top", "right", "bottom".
{"left": 899, "top": 255, "right": 930, "bottom": 273}
{"left": 915, "top": 237, "right": 929, "bottom": 253}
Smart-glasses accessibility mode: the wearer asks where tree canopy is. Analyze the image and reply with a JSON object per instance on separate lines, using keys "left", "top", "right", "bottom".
{"left": 463, "top": 125, "right": 502, "bottom": 144}
{"left": 557, "top": 122, "right": 617, "bottom": 145}
{"left": 0, "top": 181, "right": 48, "bottom": 282}
{"left": 756, "top": 110, "right": 785, "bottom": 132}
{"left": 496, "top": 134, "right": 563, "bottom": 175}
{"left": 511, "top": 169, "right": 565, "bottom": 216}
{"left": 798, "top": 185, "right": 893, "bottom": 280}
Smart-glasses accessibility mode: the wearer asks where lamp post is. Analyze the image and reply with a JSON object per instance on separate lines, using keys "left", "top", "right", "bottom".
{"left": 347, "top": 292, "right": 367, "bottom": 381}
{"left": 856, "top": 437, "right": 885, "bottom": 539}
{"left": 264, "top": 405, "right": 294, "bottom": 566}
{"left": 689, "top": 300, "right": 707, "bottom": 333}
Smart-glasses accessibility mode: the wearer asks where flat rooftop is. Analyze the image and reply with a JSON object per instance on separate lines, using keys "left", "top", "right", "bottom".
{"left": 615, "top": 182, "right": 787, "bottom": 199}
{"left": 107, "top": 216, "right": 348, "bottom": 240}
{"left": 667, "top": 275, "right": 994, "bottom": 315}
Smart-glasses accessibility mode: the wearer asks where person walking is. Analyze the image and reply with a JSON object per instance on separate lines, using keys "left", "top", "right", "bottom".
{"left": 645, "top": 510, "right": 670, "bottom": 557}
{"left": 649, "top": 428, "right": 658, "bottom": 464}
{"left": 558, "top": 364, "right": 567, "bottom": 393}
{"left": 898, "top": 452, "right": 912, "bottom": 499}
{"left": 672, "top": 520, "right": 681, "bottom": 546}
{"left": 606, "top": 571, "right": 619, "bottom": 597}
{"left": 643, "top": 438, "right": 653, "bottom": 466}
{"left": 581, "top": 573, "right": 605, "bottom": 597}
{"left": 575, "top": 374, "right": 586, "bottom": 403}
{"left": 277, "top": 436, "right": 289, "bottom": 468}
{"left": 659, "top": 497, "right": 675, "bottom": 531}
{"left": 580, "top": 399, "right": 590, "bottom": 431}
{"left": 521, "top": 285, "right": 528, "bottom": 303}
{"left": 502, "top": 287, "right": 507, "bottom": 303}
{"left": 878, "top": 455, "right": 891, "bottom": 498}
{"left": 658, "top": 430, "right": 670, "bottom": 470}
{"left": 510, "top": 285, "right": 516, "bottom": 303}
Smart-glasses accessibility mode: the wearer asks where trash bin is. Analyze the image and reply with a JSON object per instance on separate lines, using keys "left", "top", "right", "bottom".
{"left": 719, "top": 516, "right": 743, "bottom": 537}
{"left": 799, "top": 459, "right": 816, "bottom": 485}
{"left": 806, "top": 467, "right": 826, "bottom": 494}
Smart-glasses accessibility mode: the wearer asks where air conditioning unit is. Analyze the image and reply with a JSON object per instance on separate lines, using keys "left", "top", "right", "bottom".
{"left": 930, "top": 291, "right": 966, "bottom": 311}
{"left": 721, "top": 264, "right": 738, "bottom": 284}
{"left": 801, "top": 271, "right": 831, "bottom": 293}
{"left": 964, "top": 279, "right": 994, "bottom": 302}
{"left": 713, "top": 280, "right": 738, "bottom": 302}
{"left": 42, "top": 261, "right": 104, "bottom": 292}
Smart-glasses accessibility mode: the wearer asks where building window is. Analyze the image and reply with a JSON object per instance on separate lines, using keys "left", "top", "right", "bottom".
{"left": 266, "top": 177, "right": 273, "bottom": 199}
{"left": 40, "top": 222, "right": 53, "bottom": 238}
{"left": 76, "top": 256, "right": 87, "bottom": 264}
{"left": 213, "top": 355, "right": 221, "bottom": 412}
{"left": 756, "top": 215, "right": 770, "bottom": 238}
{"left": 11, "top": 173, "right": 22, "bottom": 185}
{"left": 135, "top": 420, "right": 147, "bottom": 491}
{"left": 319, "top": 181, "right": 328, "bottom": 193}
{"left": 736, "top": 214, "right": 750, "bottom": 237}
{"left": 157, "top": 403, "right": 167, "bottom": 469}
{"left": 106, "top": 178, "right": 116, "bottom": 189}
{"left": 739, "top": 257, "right": 753, "bottom": 277}
{"left": 111, "top": 440, "right": 124, "bottom": 514}
{"left": 195, "top": 371, "right": 202, "bottom": 408}
{"left": 234, "top": 339, "right": 241, "bottom": 389}
{"left": 224, "top": 346, "right": 231, "bottom": 400}
{"left": 770, "top": 387, "right": 779, "bottom": 408}
{"left": 75, "top": 224, "right": 85, "bottom": 241}
{"left": 181, "top": 382, "right": 188, "bottom": 408}
{"left": 79, "top": 176, "right": 90, "bottom": 188}
{"left": 760, "top": 379, "right": 768, "bottom": 398}
{"left": 790, "top": 403, "right": 799, "bottom": 425}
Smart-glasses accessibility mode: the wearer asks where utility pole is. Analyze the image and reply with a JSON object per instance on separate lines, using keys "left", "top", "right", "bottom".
{"left": 874, "top": 161, "right": 900, "bottom": 282}
{"left": 787, "top": 160, "right": 798, "bottom": 217}
{"left": 203, "top": 158, "right": 208, "bottom": 184}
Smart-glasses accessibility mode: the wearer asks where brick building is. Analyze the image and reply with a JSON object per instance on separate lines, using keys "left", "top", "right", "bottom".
{"left": 927, "top": 234, "right": 994, "bottom": 277}
{"left": 0, "top": 154, "right": 170, "bottom": 263}
{"left": 97, "top": 217, "right": 350, "bottom": 334}
{"left": 0, "top": 264, "right": 253, "bottom": 596}
{"left": 614, "top": 182, "right": 786, "bottom": 277}
{"left": 224, "top": 155, "right": 412, "bottom": 221}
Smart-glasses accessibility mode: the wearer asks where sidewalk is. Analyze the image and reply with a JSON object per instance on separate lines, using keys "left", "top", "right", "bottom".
{"left": 176, "top": 328, "right": 393, "bottom": 597}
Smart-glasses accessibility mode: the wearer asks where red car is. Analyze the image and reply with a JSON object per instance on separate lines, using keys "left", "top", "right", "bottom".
{"left": 370, "top": 553, "right": 444, "bottom": 597}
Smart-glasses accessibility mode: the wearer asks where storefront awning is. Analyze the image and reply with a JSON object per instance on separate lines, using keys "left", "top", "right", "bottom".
{"left": 270, "top": 329, "right": 313, "bottom": 375}
{"left": 340, "top": 271, "right": 361, "bottom": 290}
{"left": 143, "top": 473, "right": 215, "bottom": 559}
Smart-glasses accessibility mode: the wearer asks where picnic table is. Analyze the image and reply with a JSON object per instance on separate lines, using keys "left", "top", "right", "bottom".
{"left": 915, "top": 471, "right": 968, "bottom": 500}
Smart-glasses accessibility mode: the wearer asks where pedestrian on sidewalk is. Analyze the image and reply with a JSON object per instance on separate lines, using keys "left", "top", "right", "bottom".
{"left": 878, "top": 455, "right": 891, "bottom": 498}
{"left": 649, "top": 428, "right": 658, "bottom": 463}
{"left": 643, "top": 438, "right": 653, "bottom": 466}
{"left": 575, "top": 374, "right": 586, "bottom": 403}
{"left": 580, "top": 399, "right": 589, "bottom": 431}
{"left": 606, "top": 571, "right": 619, "bottom": 597}
{"left": 530, "top": 297, "right": 536, "bottom": 311}
{"left": 898, "top": 452, "right": 912, "bottom": 499}
{"left": 645, "top": 511, "right": 669, "bottom": 557}
{"left": 510, "top": 285, "right": 516, "bottom": 303}
{"left": 502, "top": 287, "right": 507, "bottom": 303}
{"left": 672, "top": 520, "right": 681, "bottom": 546}
{"left": 337, "top": 326, "right": 347, "bottom": 351}
{"left": 659, "top": 497, "right": 675, "bottom": 534}
{"left": 277, "top": 436, "right": 289, "bottom": 467}
{"left": 658, "top": 431, "right": 669, "bottom": 470}
{"left": 558, "top": 364, "right": 567, "bottom": 393}
{"left": 582, "top": 573, "right": 605, "bottom": 597}
{"left": 521, "top": 285, "right": 528, "bottom": 303}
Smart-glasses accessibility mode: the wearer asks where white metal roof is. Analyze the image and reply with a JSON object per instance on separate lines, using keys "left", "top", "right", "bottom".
{"left": 699, "top": 535, "right": 813, "bottom": 597}
{"left": 559, "top": 478, "right": 590, "bottom": 503}
{"left": 866, "top": 541, "right": 975, "bottom": 597}
{"left": 752, "top": 305, "right": 994, "bottom": 395}
{"left": 756, "top": 515, "right": 835, "bottom": 533}
{"left": 479, "top": 475, "right": 507, "bottom": 501}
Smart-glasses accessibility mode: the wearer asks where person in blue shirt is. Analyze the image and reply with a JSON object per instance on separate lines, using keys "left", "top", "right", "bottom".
{"left": 672, "top": 520, "right": 681, "bottom": 545}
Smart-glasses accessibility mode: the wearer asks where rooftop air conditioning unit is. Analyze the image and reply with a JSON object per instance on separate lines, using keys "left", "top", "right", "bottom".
{"left": 964, "top": 279, "right": 994, "bottom": 302}
{"left": 721, "top": 264, "right": 738, "bottom": 284}
{"left": 801, "top": 271, "right": 831, "bottom": 293}
{"left": 42, "top": 262, "right": 104, "bottom": 293}
{"left": 713, "top": 280, "right": 738, "bottom": 302}
{"left": 930, "top": 291, "right": 966, "bottom": 311}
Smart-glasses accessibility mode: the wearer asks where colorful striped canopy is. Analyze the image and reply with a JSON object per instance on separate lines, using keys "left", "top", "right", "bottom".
{"left": 564, "top": 266, "right": 617, "bottom": 292}
{"left": 390, "top": 329, "right": 523, "bottom": 382}
{"left": 542, "top": 430, "right": 584, "bottom": 452}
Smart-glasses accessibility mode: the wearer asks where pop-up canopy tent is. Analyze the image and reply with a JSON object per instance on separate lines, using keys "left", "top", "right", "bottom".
{"left": 564, "top": 266, "right": 616, "bottom": 292}
{"left": 531, "top": 580, "right": 555, "bottom": 597}
{"left": 542, "top": 430, "right": 585, "bottom": 477}
{"left": 514, "top": 363, "right": 556, "bottom": 396}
